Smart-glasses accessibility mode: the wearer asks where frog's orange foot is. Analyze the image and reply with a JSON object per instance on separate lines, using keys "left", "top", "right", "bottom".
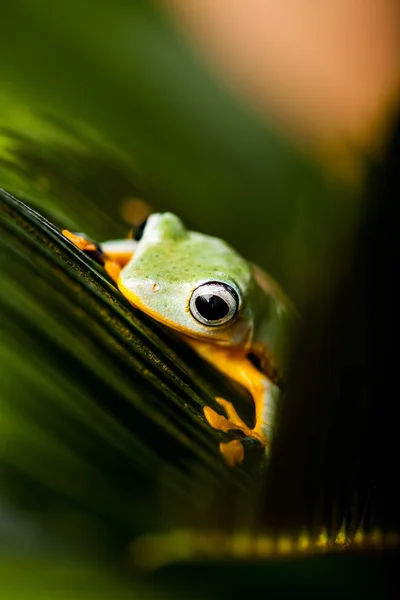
{"left": 62, "top": 230, "right": 105, "bottom": 264}
{"left": 62, "top": 230, "right": 121, "bottom": 283}
{"left": 204, "top": 397, "right": 268, "bottom": 453}
{"left": 62, "top": 230, "right": 98, "bottom": 252}
{"left": 204, "top": 397, "right": 249, "bottom": 433}
{"left": 220, "top": 440, "right": 245, "bottom": 467}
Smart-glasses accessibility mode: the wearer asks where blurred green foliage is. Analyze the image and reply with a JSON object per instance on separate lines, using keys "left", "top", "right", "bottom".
{"left": 1, "top": 0, "right": 358, "bottom": 307}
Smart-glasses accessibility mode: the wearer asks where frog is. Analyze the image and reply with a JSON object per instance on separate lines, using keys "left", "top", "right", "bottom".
{"left": 62, "top": 212, "right": 292, "bottom": 466}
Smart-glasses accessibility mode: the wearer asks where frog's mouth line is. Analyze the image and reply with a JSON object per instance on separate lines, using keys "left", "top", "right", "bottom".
{"left": 117, "top": 276, "right": 237, "bottom": 344}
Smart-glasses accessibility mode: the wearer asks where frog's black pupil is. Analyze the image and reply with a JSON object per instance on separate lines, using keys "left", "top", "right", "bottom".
{"left": 133, "top": 218, "right": 148, "bottom": 241}
{"left": 195, "top": 294, "right": 229, "bottom": 321}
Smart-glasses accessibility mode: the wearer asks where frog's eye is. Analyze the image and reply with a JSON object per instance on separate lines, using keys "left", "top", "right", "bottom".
{"left": 189, "top": 282, "right": 239, "bottom": 327}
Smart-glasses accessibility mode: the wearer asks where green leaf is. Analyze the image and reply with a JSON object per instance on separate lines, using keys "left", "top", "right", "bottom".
{"left": 1, "top": 188, "right": 265, "bottom": 554}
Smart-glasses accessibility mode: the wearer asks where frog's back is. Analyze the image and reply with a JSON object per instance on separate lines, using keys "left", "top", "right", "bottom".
{"left": 249, "top": 264, "right": 295, "bottom": 382}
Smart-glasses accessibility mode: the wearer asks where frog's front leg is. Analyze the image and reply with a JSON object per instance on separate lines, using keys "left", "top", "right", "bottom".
{"left": 62, "top": 231, "right": 136, "bottom": 283}
{"left": 185, "top": 338, "right": 280, "bottom": 466}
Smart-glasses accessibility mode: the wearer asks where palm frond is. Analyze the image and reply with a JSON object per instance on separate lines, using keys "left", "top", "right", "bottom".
{"left": 1, "top": 188, "right": 266, "bottom": 554}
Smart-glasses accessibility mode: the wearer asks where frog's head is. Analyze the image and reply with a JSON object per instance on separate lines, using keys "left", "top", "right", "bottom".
{"left": 118, "top": 212, "right": 254, "bottom": 345}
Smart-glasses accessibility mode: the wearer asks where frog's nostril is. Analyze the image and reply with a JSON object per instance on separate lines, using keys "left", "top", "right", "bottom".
{"left": 152, "top": 282, "right": 160, "bottom": 292}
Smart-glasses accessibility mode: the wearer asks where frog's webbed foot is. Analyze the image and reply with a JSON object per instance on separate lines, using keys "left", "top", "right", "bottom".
{"left": 204, "top": 397, "right": 267, "bottom": 443}
{"left": 204, "top": 397, "right": 249, "bottom": 434}
{"left": 62, "top": 230, "right": 103, "bottom": 259}
{"left": 62, "top": 230, "right": 135, "bottom": 284}
{"left": 204, "top": 398, "right": 268, "bottom": 466}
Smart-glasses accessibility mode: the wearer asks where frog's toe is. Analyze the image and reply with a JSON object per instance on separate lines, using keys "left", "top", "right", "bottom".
{"left": 214, "top": 397, "right": 249, "bottom": 430}
{"left": 62, "top": 230, "right": 98, "bottom": 252}
{"left": 203, "top": 400, "right": 269, "bottom": 467}
{"left": 203, "top": 405, "right": 236, "bottom": 433}
{"left": 62, "top": 230, "right": 105, "bottom": 266}
{"left": 219, "top": 440, "right": 245, "bottom": 467}
{"left": 204, "top": 398, "right": 251, "bottom": 434}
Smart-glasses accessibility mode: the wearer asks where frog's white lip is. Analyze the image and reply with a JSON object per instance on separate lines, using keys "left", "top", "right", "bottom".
{"left": 101, "top": 239, "right": 138, "bottom": 255}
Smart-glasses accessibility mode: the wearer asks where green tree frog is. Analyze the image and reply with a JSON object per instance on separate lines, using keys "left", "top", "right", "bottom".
{"left": 63, "top": 212, "right": 292, "bottom": 466}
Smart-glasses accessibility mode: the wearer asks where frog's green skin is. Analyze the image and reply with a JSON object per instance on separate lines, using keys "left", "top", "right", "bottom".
{"left": 66, "top": 212, "right": 292, "bottom": 466}
{"left": 118, "top": 213, "right": 290, "bottom": 372}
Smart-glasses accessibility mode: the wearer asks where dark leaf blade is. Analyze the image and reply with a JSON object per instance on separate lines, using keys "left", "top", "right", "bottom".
{"left": 1, "top": 188, "right": 262, "bottom": 553}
